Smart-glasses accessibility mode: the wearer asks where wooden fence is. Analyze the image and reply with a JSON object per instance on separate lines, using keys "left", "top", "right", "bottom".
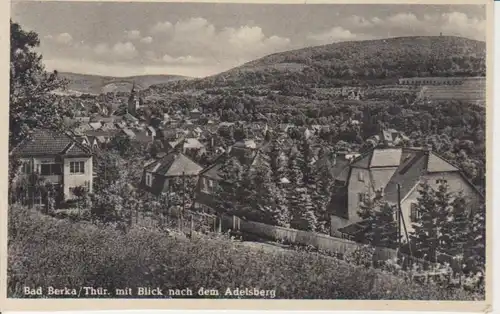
{"left": 219, "top": 214, "right": 455, "bottom": 272}
{"left": 220, "top": 214, "right": 396, "bottom": 263}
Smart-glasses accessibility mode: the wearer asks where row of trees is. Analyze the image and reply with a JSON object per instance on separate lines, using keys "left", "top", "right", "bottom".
{"left": 214, "top": 136, "right": 336, "bottom": 234}
{"left": 358, "top": 183, "right": 485, "bottom": 274}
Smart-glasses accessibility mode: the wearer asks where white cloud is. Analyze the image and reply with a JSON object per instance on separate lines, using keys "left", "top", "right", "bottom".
{"left": 162, "top": 54, "right": 204, "bottom": 64}
{"left": 150, "top": 21, "right": 173, "bottom": 34}
{"left": 347, "top": 15, "right": 374, "bottom": 28}
{"left": 125, "top": 30, "right": 141, "bottom": 40}
{"left": 307, "top": 27, "right": 359, "bottom": 44}
{"left": 158, "top": 18, "right": 291, "bottom": 63}
{"left": 140, "top": 36, "right": 153, "bottom": 44}
{"left": 93, "top": 43, "right": 109, "bottom": 55}
{"left": 112, "top": 42, "right": 138, "bottom": 59}
{"left": 344, "top": 12, "right": 485, "bottom": 41}
{"left": 440, "top": 12, "right": 486, "bottom": 41}
{"left": 45, "top": 32, "right": 73, "bottom": 45}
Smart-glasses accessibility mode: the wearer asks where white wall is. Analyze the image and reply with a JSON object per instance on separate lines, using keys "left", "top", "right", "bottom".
{"left": 399, "top": 172, "right": 482, "bottom": 238}
{"left": 63, "top": 156, "right": 93, "bottom": 200}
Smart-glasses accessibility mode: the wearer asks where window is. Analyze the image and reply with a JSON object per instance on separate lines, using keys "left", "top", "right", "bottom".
{"left": 145, "top": 172, "right": 153, "bottom": 187}
{"left": 70, "top": 161, "right": 85, "bottom": 174}
{"left": 436, "top": 178, "right": 448, "bottom": 185}
{"left": 358, "top": 171, "right": 364, "bottom": 182}
{"left": 410, "top": 203, "right": 420, "bottom": 222}
{"left": 40, "top": 164, "right": 62, "bottom": 176}
{"left": 358, "top": 193, "right": 366, "bottom": 204}
{"left": 21, "top": 162, "right": 32, "bottom": 174}
{"left": 208, "top": 179, "right": 214, "bottom": 188}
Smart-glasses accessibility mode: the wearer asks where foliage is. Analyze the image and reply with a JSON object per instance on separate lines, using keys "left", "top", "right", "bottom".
{"left": 358, "top": 199, "right": 400, "bottom": 249}
{"left": 8, "top": 205, "right": 484, "bottom": 300}
{"left": 9, "top": 20, "right": 69, "bottom": 150}
{"left": 344, "top": 245, "right": 375, "bottom": 268}
{"left": 410, "top": 182, "right": 484, "bottom": 273}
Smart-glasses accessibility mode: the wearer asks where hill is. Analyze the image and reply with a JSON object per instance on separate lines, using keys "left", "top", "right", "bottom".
{"left": 57, "top": 72, "right": 190, "bottom": 95}
{"left": 160, "top": 36, "right": 485, "bottom": 91}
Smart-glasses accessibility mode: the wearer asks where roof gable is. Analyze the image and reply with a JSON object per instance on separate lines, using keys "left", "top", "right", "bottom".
{"left": 427, "top": 153, "right": 459, "bottom": 173}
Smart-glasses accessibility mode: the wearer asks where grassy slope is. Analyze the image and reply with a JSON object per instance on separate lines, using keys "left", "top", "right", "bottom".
{"left": 8, "top": 206, "right": 482, "bottom": 300}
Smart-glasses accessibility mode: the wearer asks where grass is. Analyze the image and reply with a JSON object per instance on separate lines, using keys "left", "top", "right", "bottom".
{"left": 8, "top": 205, "right": 484, "bottom": 300}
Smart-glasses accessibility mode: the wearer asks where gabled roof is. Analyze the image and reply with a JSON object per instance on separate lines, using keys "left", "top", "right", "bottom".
{"left": 11, "top": 128, "right": 92, "bottom": 157}
{"left": 144, "top": 152, "right": 203, "bottom": 177}
{"left": 383, "top": 148, "right": 472, "bottom": 203}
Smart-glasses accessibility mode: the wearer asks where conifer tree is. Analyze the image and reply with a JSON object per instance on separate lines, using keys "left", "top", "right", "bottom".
{"left": 268, "top": 139, "right": 285, "bottom": 184}
{"left": 463, "top": 204, "right": 485, "bottom": 274}
{"left": 214, "top": 155, "right": 244, "bottom": 215}
{"left": 444, "top": 193, "right": 470, "bottom": 257}
{"left": 410, "top": 182, "right": 453, "bottom": 262}
{"left": 299, "top": 139, "right": 314, "bottom": 185}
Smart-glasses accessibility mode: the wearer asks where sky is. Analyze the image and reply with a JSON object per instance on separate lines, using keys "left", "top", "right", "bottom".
{"left": 11, "top": 1, "right": 486, "bottom": 78}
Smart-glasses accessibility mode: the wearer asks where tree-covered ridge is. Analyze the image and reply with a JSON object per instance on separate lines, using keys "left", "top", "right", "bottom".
{"left": 158, "top": 36, "right": 485, "bottom": 91}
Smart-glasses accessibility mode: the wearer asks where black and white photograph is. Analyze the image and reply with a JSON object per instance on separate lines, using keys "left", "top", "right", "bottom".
{"left": 4, "top": 0, "right": 490, "bottom": 308}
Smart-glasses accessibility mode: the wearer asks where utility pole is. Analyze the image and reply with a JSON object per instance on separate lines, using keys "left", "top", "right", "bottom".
{"left": 397, "top": 184, "right": 401, "bottom": 247}
{"left": 397, "top": 184, "right": 414, "bottom": 263}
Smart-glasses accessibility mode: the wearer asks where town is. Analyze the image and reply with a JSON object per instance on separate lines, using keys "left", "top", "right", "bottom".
{"left": 7, "top": 3, "right": 487, "bottom": 302}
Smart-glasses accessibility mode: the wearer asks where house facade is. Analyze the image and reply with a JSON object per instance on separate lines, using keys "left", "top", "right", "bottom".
{"left": 330, "top": 147, "right": 483, "bottom": 240}
{"left": 11, "top": 129, "right": 94, "bottom": 204}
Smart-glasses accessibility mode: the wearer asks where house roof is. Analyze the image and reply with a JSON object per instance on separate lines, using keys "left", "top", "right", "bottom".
{"left": 234, "top": 139, "right": 257, "bottom": 149}
{"left": 351, "top": 148, "right": 402, "bottom": 169}
{"left": 427, "top": 153, "right": 459, "bottom": 172}
{"left": 383, "top": 148, "right": 471, "bottom": 204}
{"left": 89, "top": 122, "right": 102, "bottom": 130}
{"left": 12, "top": 128, "right": 92, "bottom": 157}
{"left": 144, "top": 152, "right": 203, "bottom": 177}
{"left": 122, "top": 128, "right": 136, "bottom": 139}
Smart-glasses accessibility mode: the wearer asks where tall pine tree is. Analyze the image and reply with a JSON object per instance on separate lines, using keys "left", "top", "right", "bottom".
{"left": 410, "top": 182, "right": 453, "bottom": 262}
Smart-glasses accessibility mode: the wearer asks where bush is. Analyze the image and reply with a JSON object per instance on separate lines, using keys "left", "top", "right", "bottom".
{"left": 7, "top": 205, "right": 483, "bottom": 300}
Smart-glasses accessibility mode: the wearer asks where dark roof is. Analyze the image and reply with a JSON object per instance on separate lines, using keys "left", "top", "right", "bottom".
{"left": 144, "top": 152, "right": 203, "bottom": 177}
{"left": 383, "top": 149, "right": 429, "bottom": 203}
{"left": 383, "top": 148, "right": 480, "bottom": 203}
{"left": 11, "top": 128, "right": 92, "bottom": 157}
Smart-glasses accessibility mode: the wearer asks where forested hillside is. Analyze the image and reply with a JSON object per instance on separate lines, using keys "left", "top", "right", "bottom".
{"left": 158, "top": 36, "right": 485, "bottom": 91}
